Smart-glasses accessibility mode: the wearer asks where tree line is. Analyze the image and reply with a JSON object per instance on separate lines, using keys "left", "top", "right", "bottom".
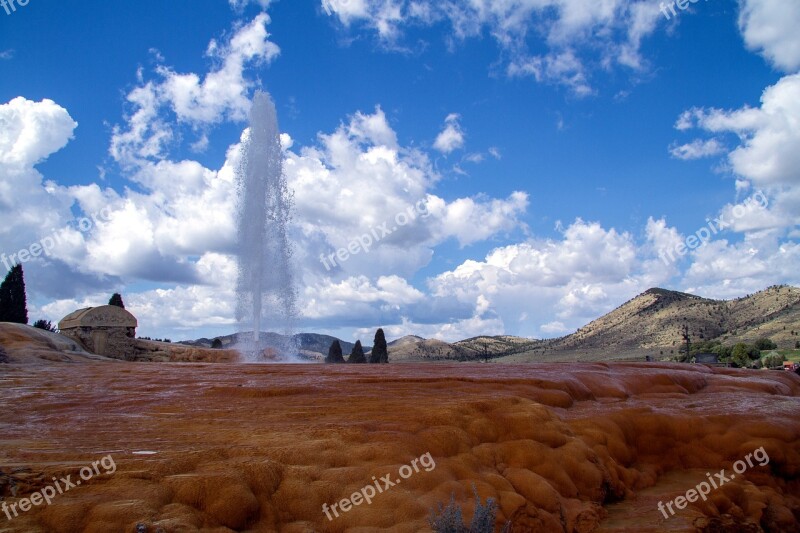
{"left": 325, "top": 328, "right": 388, "bottom": 364}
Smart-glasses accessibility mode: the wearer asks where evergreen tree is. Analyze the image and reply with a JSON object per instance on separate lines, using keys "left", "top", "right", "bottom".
{"left": 0, "top": 264, "right": 28, "bottom": 324}
{"left": 325, "top": 340, "right": 345, "bottom": 363}
{"left": 348, "top": 340, "right": 366, "bottom": 363}
{"left": 108, "top": 293, "right": 125, "bottom": 309}
{"left": 33, "top": 319, "right": 56, "bottom": 332}
{"left": 370, "top": 328, "right": 388, "bottom": 364}
{"left": 211, "top": 338, "right": 223, "bottom": 349}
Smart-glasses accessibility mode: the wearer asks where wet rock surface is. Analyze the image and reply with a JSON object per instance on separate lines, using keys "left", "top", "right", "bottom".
{"left": 0, "top": 363, "right": 798, "bottom": 532}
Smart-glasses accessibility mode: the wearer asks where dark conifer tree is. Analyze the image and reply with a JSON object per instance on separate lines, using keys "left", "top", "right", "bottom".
{"left": 108, "top": 293, "right": 125, "bottom": 309}
{"left": 370, "top": 328, "right": 388, "bottom": 364}
{"left": 348, "top": 340, "right": 366, "bottom": 363}
{"left": 0, "top": 264, "right": 27, "bottom": 324}
{"left": 325, "top": 340, "right": 345, "bottom": 363}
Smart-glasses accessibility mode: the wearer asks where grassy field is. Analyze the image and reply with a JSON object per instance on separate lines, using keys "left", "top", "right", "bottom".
{"left": 777, "top": 349, "right": 800, "bottom": 363}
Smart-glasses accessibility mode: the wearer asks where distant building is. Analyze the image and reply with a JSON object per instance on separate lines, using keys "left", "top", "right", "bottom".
{"left": 58, "top": 305, "right": 137, "bottom": 360}
{"left": 694, "top": 353, "right": 719, "bottom": 365}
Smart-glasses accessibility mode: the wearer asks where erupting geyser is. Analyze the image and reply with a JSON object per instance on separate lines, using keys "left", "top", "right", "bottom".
{"left": 235, "top": 91, "right": 297, "bottom": 360}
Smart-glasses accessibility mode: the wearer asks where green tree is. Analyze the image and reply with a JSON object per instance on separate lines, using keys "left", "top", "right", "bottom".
{"left": 348, "top": 340, "right": 366, "bottom": 363}
{"left": 755, "top": 338, "right": 777, "bottom": 351}
{"left": 108, "top": 293, "right": 125, "bottom": 309}
{"left": 731, "top": 343, "right": 755, "bottom": 368}
{"left": 0, "top": 264, "right": 28, "bottom": 324}
{"left": 325, "top": 340, "right": 345, "bottom": 363}
{"left": 370, "top": 328, "right": 388, "bottom": 364}
{"left": 32, "top": 319, "right": 56, "bottom": 332}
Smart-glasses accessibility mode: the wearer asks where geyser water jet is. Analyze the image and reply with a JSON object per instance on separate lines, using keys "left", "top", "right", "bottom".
{"left": 235, "top": 91, "right": 297, "bottom": 360}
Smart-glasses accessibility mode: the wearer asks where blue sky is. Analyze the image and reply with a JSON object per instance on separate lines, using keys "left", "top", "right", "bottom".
{"left": 1, "top": 0, "right": 798, "bottom": 342}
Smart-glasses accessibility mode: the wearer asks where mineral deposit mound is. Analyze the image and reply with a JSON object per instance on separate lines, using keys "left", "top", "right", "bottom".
{"left": 0, "top": 362, "right": 798, "bottom": 532}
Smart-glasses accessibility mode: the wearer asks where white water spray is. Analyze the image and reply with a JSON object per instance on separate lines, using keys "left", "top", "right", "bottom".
{"left": 235, "top": 91, "right": 297, "bottom": 360}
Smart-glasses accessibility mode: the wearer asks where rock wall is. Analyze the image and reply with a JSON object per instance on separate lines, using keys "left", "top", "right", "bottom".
{"left": 61, "top": 326, "right": 136, "bottom": 360}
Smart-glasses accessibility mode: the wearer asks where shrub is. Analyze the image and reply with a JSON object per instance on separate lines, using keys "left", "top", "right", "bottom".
{"left": 762, "top": 353, "right": 784, "bottom": 369}
{"left": 429, "top": 486, "right": 510, "bottom": 533}
{"left": 429, "top": 495, "right": 465, "bottom": 533}
{"left": 755, "top": 338, "right": 777, "bottom": 351}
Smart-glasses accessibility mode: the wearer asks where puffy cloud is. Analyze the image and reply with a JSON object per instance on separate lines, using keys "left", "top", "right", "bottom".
{"left": 672, "top": 74, "right": 800, "bottom": 237}
{"left": 682, "top": 237, "right": 800, "bottom": 299}
{"left": 0, "top": 97, "right": 77, "bottom": 169}
{"left": 433, "top": 113, "right": 465, "bottom": 154}
{"left": 426, "top": 192, "right": 529, "bottom": 247}
{"left": 111, "top": 14, "right": 280, "bottom": 167}
{"left": 0, "top": 98, "right": 107, "bottom": 299}
{"left": 158, "top": 14, "right": 280, "bottom": 124}
{"left": 304, "top": 275, "right": 425, "bottom": 321}
{"left": 738, "top": 0, "right": 800, "bottom": 72}
{"left": 427, "top": 219, "right": 669, "bottom": 337}
{"left": 681, "top": 74, "right": 800, "bottom": 186}
{"left": 287, "top": 107, "right": 527, "bottom": 282}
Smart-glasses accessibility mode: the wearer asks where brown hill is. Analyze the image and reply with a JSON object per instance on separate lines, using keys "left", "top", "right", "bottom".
{"left": 502, "top": 285, "right": 800, "bottom": 362}
{"left": 388, "top": 337, "right": 462, "bottom": 361}
{"left": 386, "top": 334, "right": 539, "bottom": 362}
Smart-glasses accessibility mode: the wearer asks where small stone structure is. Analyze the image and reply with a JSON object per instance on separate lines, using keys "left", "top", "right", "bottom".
{"left": 58, "top": 306, "right": 137, "bottom": 360}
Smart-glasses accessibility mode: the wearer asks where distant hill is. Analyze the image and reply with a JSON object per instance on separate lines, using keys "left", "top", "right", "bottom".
{"left": 388, "top": 335, "right": 425, "bottom": 348}
{"left": 387, "top": 334, "right": 539, "bottom": 362}
{"left": 498, "top": 285, "right": 800, "bottom": 362}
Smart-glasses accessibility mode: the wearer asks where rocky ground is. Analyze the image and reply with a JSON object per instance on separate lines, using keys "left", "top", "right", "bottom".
{"left": 0, "top": 359, "right": 798, "bottom": 532}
